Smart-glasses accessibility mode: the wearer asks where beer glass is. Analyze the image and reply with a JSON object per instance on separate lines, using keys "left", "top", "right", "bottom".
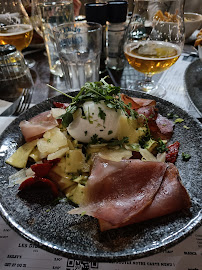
{"left": 124, "top": 0, "right": 185, "bottom": 97}
{"left": 0, "top": 0, "right": 33, "bottom": 52}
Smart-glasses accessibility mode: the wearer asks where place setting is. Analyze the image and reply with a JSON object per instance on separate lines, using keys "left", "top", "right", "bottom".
{"left": 0, "top": 0, "right": 201, "bottom": 269}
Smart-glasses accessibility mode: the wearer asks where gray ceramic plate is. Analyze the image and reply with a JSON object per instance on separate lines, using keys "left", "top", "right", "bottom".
{"left": 0, "top": 90, "right": 201, "bottom": 262}
{"left": 184, "top": 59, "right": 202, "bottom": 116}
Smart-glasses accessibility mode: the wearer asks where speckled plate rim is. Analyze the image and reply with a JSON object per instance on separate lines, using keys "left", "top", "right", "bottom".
{"left": 184, "top": 59, "right": 202, "bottom": 117}
{"left": 0, "top": 90, "right": 201, "bottom": 262}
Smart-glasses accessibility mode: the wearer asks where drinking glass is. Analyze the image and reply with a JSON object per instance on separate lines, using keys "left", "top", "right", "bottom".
{"left": 53, "top": 22, "right": 102, "bottom": 91}
{"left": 0, "top": 0, "right": 34, "bottom": 66}
{"left": 31, "top": 0, "right": 74, "bottom": 77}
{"left": 124, "top": 0, "right": 185, "bottom": 97}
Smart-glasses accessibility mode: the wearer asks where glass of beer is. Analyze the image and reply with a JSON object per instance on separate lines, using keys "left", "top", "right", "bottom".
{"left": 124, "top": 0, "right": 185, "bottom": 97}
{"left": 0, "top": 0, "right": 33, "bottom": 52}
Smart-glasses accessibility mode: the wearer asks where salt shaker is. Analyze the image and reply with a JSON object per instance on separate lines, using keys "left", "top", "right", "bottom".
{"left": 106, "top": 1, "right": 128, "bottom": 70}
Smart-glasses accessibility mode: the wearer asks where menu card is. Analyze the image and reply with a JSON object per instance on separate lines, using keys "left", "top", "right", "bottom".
{"left": 0, "top": 215, "right": 201, "bottom": 269}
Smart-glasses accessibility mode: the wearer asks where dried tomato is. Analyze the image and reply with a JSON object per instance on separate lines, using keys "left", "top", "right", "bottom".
{"left": 166, "top": 141, "right": 180, "bottom": 163}
{"left": 19, "top": 176, "right": 59, "bottom": 197}
{"left": 53, "top": 101, "right": 69, "bottom": 109}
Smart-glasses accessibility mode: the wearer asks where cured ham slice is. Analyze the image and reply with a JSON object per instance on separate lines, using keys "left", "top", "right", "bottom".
{"left": 121, "top": 94, "right": 174, "bottom": 140}
{"left": 70, "top": 157, "right": 167, "bottom": 226}
{"left": 99, "top": 163, "right": 191, "bottom": 231}
{"left": 19, "top": 111, "right": 58, "bottom": 142}
{"left": 121, "top": 94, "right": 156, "bottom": 110}
{"left": 70, "top": 157, "right": 190, "bottom": 231}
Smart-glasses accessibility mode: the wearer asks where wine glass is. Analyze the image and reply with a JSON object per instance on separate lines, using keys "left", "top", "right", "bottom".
{"left": 124, "top": 0, "right": 185, "bottom": 97}
{"left": 0, "top": 0, "right": 34, "bottom": 67}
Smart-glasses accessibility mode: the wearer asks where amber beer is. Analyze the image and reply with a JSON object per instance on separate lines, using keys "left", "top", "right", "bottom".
{"left": 124, "top": 41, "right": 181, "bottom": 76}
{"left": 0, "top": 24, "right": 33, "bottom": 51}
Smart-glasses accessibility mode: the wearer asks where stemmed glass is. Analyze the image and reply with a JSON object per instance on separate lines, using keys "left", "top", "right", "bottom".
{"left": 0, "top": 0, "right": 34, "bottom": 67}
{"left": 124, "top": 0, "right": 185, "bottom": 97}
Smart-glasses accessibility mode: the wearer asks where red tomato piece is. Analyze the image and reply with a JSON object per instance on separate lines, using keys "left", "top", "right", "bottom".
{"left": 166, "top": 141, "right": 180, "bottom": 163}
{"left": 53, "top": 101, "right": 69, "bottom": 109}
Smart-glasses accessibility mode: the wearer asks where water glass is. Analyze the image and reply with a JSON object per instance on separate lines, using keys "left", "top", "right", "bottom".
{"left": 0, "top": 44, "right": 34, "bottom": 102}
{"left": 53, "top": 22, "right": 102, "bottom": 91}
{"left": 32, "top": 0, "right": 74, "bottom": 77}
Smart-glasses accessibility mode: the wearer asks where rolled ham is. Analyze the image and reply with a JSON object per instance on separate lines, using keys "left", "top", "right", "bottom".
{"left": 19, "top": 111, "right": 58, "bottom": 142}
{"left": 70, "top": 157, "right": 191, "bottom": 231}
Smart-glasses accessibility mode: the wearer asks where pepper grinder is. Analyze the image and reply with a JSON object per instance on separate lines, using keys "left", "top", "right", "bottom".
{"left": 106, "top": 1, "right": 128, "bottom": 70}
{"left": 85, "top": 2, "right": 107, "bottom": 73}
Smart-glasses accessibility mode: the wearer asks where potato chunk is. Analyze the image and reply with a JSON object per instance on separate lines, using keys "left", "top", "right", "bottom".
{"left": 6, "top": 140, "right": 38, "bottom": 168}
{"left": 37, "top": 127, "right": 67, "bottom": 156}
{"left": 98, "top": 149, "right": 132, "bottom": 162}
{"left": 65, "top": 149, "right": 90, "bottom": 173}
{"left": 117, "top": 115, "right": 147, "bottom": 144}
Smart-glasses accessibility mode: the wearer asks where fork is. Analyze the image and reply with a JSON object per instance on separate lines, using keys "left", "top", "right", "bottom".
{"left": 13, "top": 87, "right": 33, "bottom": 116}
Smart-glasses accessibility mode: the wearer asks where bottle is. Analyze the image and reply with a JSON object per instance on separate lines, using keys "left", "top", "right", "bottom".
{"left": 85, "top": 2, "right": 107, "bottom": 73}
{"left": 106, "top": 1, "right": 128, "bottom": 70}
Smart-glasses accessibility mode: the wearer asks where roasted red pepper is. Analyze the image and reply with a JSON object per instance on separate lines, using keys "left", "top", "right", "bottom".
{"left": 19, "top": 176, "right": 59, "bottom": 197}
{"left": 31, "top": 158, "right": 60, "bottom": 177}
{"left": 166, "top": 141, "right": 180, "bottom": 163}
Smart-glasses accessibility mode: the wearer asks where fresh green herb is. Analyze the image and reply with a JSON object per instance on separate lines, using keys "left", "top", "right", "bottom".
{"left": 167, "top": 112, "right": 174, "bottom": 119}
{"left": 183, "top": 125, "right": 190, "bottom": 130}
{"left": 90, "top": 134, "right": 99, "bottom": 144}
{"left": 107, "top": 137, "right": 129, "bottom": 147}
{"left": 156, "top": 139, "right": 168, "bottom": 153}
{"left": 47, "top": 138, "right": 51, "bottom": 143}
{"left": 98, "top": 107, "right": 106, "bottom": 122}
{"left": 48, "top": 77, "right": 138, "bottom": 128}
{"left": 84, "top": 131, "right": 88, "bottom": 136}
{"left": 139, "top": 131, "right": 151, "bottom": 148}
{"left": 182, "top": 152, "right": 191, "bottom": 161}
{"left": 175, "top": 118, "right": 184, "bottom": 123}
{"left": 89, "top": 136, "right": 129, "bottom": 148}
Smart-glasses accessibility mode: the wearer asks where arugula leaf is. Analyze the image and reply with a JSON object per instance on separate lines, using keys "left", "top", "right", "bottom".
{"left": 60, "top": 105, "right": 77, "bottom": 127}
{"left": 51, "top": 77, "right": 139, "bottom": 128}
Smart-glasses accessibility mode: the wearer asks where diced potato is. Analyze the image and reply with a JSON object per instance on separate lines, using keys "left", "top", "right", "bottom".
{"left": 117, "top": 115, "right": 145, "bottom": 144}
{"left": 47, "top": 147, "right": 69, "bottom": 160}
{"left": 66, "top": 149, "right": 90, "bottom": 173}
{"left": 66, "top": 139, "right": 75, "bottom": 150}
{"left": 51, "top": 108, "right": 66, "bottom": 119}
{"left": 98, "top": 149, "right": 132, "bottom": 162}
{"left": 51, "top": 157, "right": 67, "bottom": 177}
{"left": 139, "top": 148, "right": 157, "bottom": 161}
{"left": 65, "top": 183, "right": 86, "bottom": 205}
{"left": 29, "top": 147, "right": 41, "bottom": 162}
{"left": 144, "top": 139, "right": 158, "bottom": 153}
{"left": 6, "top": 139, "right": 38, "bottom": 168}
{"left": 37, "top": 127, "right": 67, "bottom": 156}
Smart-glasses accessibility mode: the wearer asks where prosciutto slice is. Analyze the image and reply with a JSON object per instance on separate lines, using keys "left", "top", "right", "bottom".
{"left": 70, "top": 157, "right": 190, "bottom": 231}
{"left": 19, "top": 111, "right": 58, "bottom": 142}
{"left": 121, "top": 94, "right": 174, "bottom": 140}
{"left": 121, "top": 94, "right": 156, "bottom": 110}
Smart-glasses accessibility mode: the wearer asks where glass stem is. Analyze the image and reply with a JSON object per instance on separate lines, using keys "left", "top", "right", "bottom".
{"left": 144, "top": 74, "right": 153, "bottom": 84}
